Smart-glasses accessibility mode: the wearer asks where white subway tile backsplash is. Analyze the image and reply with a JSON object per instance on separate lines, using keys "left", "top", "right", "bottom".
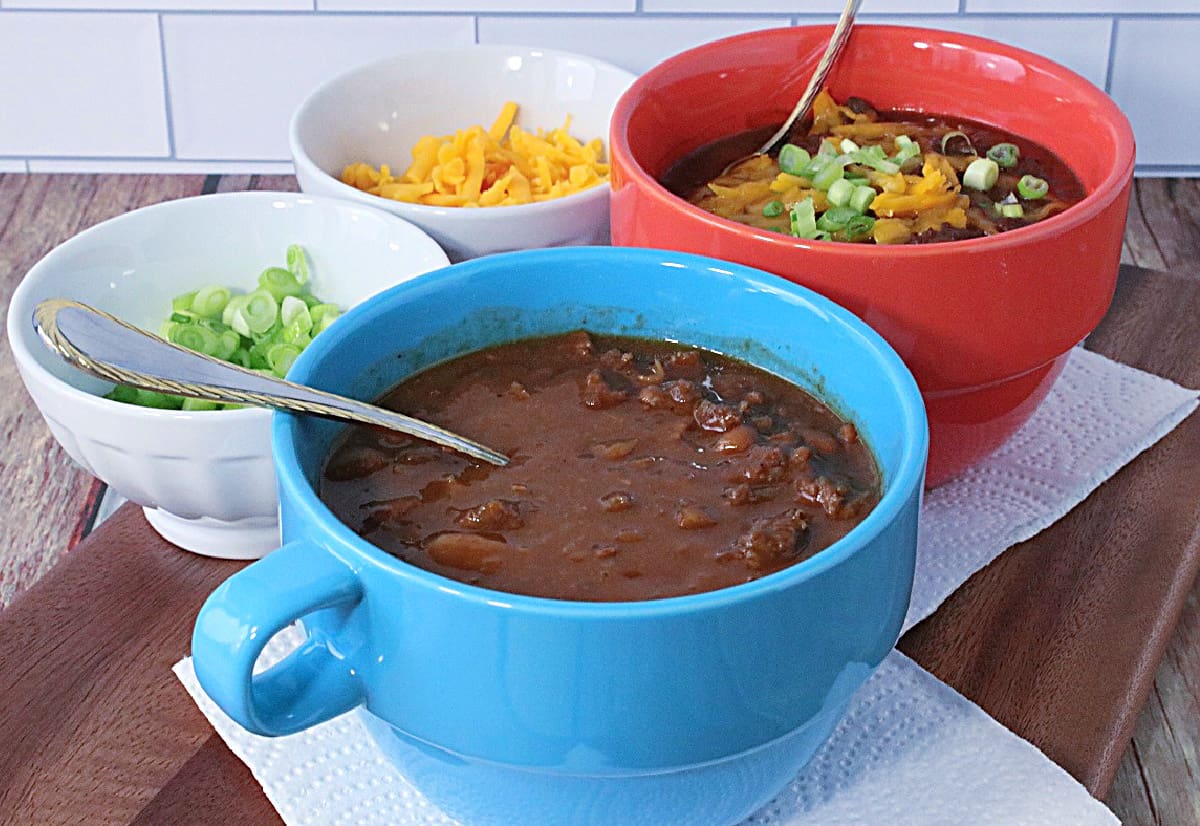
{"left": 645, "top": 0, "right": 957, "bottom": 12}
{"left": 1109, "top": 18, "right": 1200, "bottom": 167}
{"left": 865, "top": 14, "right": 1113, "bottom": 90}
{"left": 162, "top": 14, "right": 474, "bottom": 161}
{"left": 967, "top": 0, "right": 1199, "bottom": 12}
{"left": 321, "top": 0, "right": 630, "bottom": 11}
{"left": 478, "top": 14, "right": 791, "bottom": 74}
{"left": 0, "top": 3, "right": 1195, "bottom": 171}
{"left": 7, "top": 0, "right": 310, "bottom": 9}
{"left": 0, "top": 12, "right": 168, "bottom": 157}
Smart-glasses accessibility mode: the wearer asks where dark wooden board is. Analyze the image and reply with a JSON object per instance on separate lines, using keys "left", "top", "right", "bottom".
{"left": 0, "top": 171, "right": 1196, "bottom": 824}
{"left": 0, "top": 263, "right": 1194, "bottom": 825}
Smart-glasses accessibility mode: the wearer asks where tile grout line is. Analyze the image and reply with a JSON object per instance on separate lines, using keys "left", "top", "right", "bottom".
{"left": 157, "top": 12, "right": 177, "bottom": 161}
{"left": 1104, "top": 16, "right": 1120, "bottom": 96}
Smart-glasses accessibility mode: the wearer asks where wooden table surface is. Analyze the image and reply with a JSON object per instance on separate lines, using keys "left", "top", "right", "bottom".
{"left": 0, "top": 174, "right": 1197, "bottom": 825}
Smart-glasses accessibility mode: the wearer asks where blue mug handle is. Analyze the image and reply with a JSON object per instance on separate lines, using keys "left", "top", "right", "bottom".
{"left": 191, "top": 540, "right": 365, "bottom": 736}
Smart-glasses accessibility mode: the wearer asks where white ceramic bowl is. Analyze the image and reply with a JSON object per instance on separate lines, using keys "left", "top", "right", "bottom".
{"left": 289, "top": 46, "right": 637, "bottom": 262}
{"left": 7, "top": 191, "right": 449, "bottom": 559}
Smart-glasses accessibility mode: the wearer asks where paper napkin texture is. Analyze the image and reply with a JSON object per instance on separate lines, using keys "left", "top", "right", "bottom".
{"left": 175, "top": 347, "right": 1198, "bottom": 825}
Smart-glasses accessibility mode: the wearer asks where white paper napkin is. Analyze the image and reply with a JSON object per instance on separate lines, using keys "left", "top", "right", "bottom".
{"left": 174, "top": 346, "right": 1198, "bottom": 825}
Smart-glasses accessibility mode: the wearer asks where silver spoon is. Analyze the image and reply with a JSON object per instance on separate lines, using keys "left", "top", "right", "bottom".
{"left": 33, "top": 298, "right": 509, "bottom": 467}
{"left": 741, "top": 0, "right": 863, "bottom": 163}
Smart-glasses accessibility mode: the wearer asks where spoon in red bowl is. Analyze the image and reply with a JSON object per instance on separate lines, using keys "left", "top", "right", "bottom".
{"left": 33, "top": 298, "right": 510, "bottom": 467}
{"left": 727, "top": 0, "right": 862, "bottom": 170}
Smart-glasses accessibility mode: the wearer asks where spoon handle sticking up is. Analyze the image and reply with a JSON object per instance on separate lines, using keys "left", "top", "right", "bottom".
{"left": 33, "top": 298, "right": 509, "bottom": 468}
{"left": 756, "top": 0, "right": 863, "bottom": 157}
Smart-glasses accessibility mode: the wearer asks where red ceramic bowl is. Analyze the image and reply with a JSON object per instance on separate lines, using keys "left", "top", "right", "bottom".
{"left": 609, "top": 25, "right": 1135, "bottom": 487}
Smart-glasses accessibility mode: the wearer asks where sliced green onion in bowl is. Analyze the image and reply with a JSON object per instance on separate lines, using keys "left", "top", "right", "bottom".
{"left": 761, "top": 199, "right": 785, "bottom": 218}
{"left": 103, "top": 244, "right": 342, "bottom": 411}
{"left": 985, "top": 142, "right": 1020, "bottom": 168}
{"left": 1017, "top": 175, "right": 1049, "bottom": 199}
{"left": 849, "top": 184, "right": 877, "bottom": 214}
{"left": 789, "top": 197, "right": 818, "bottom": 239}
{"left": 778, "top": 144, "right": 811, "bottom": 176}
{"left": 963, "top": 158, "right": 1000, "bottom": 191}
{"left": 844, "top": 214, "right": 876, "bottom": 240}
{"left": 816, "top": 206, "right": 860, "bottom": 232}
{"left": 826, "top": 178, "right": 854, "bottom": 208}
{"left": 999, "top": 202, "right": 1025, "bottom": 219}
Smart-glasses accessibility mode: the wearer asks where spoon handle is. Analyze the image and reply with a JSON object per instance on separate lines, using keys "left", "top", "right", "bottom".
{"left": 758, "top": 0, "right": 863, "bottom": 156}
{"left": 33, "top": 298, "right": 509, "bottom": 467}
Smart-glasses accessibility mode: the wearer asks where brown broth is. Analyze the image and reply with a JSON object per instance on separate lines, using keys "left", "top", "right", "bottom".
{"left": 319, "top": 331, "right": 880, "bottom": 602}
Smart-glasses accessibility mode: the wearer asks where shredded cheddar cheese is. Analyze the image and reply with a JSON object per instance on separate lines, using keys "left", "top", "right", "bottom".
{"left": 341, "top": 102, "right": 609, "bottom": 208}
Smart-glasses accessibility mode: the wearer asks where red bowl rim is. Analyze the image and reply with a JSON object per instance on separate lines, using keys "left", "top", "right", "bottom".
{"left": 610, "top": 23, "right": 1137, "bottom": 258}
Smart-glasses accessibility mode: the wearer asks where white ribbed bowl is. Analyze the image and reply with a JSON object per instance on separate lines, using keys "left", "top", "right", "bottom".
{"left": 290, "top": 46, "right": 636, "bottom": 262}
{"left": 7, "top": 191, "right": 448, "bottom": 559}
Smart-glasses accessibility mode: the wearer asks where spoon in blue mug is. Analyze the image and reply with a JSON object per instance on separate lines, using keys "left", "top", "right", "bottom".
{"left": 32, "top": 298, "right": 509, "bottom": 467}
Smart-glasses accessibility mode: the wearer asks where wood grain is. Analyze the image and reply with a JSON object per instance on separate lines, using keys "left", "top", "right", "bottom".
{"left": 0, "top": 174, "right": 209, "bottom": 608}
{"left": 1104, "top": 177, "right": 1200, "bottom": 826}
{"left": 0, "top": 174, "right": 1196, "bottom": 825}
{"left": 0, "top": 504, "right": 242, "bottom": 825}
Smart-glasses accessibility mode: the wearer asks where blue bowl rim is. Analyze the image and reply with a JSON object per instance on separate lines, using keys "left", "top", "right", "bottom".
{"left": 274, "top": 246, "right": 928, "bottom": 619}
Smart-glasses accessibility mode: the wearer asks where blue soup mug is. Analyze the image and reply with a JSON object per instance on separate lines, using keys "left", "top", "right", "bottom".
{"left": 191, "top": 247, "right": 927, "bottom": 825}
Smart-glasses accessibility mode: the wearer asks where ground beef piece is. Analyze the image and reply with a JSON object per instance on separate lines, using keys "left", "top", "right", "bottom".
{"left": 722, "top": 483, "right": 783, "bottom": 506}
{"left": 563, "top": 330, "right": 595, "bottom": 360}
{"left": 456, "top": 499, "right": 525, "bottom": 531}
{"left": 694, "top": 398, "right": 742, "bottom": 432}
{"left": 663, "top": 349, "right": 704, "bottom": 379}
{"left": 734, "top": 444, "right": 790, "bottom": 484}
{"left": 582, "top": 369, "right": 629, "bottom": 409}
{"left": 638, "top": 379, "right": 701, "bottom": 414}
{"left": 727, "top": 509, "right": 808, "bottom": 570}
{"left": 795, "top": 475, "right": 848, "bottom": 517}
{"left": 599, "top": 348, "right": 635, "bottom": 371}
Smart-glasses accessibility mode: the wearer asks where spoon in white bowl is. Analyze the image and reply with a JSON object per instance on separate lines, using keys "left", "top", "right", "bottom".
{"left": 33, "top": 298, "right": 510, "bottom": 467}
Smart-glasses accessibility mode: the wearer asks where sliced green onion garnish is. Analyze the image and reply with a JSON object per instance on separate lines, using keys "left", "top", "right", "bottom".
{"left": 849, "top": 145, "right": 900, "bottom": 175}
{"left": 940, "top": 130, "right": 974, "bottom": 155}
{"left": 826, "top": 178, "right": 854, "bottom": 208}
{"left": 891, "top": 135, "right": 921, "bottom": 164}
{"left": 267, "top": 343, "right": 303, "bottom": 377}
{"left": 1017, "top": 175, "right": 1049, "bottom": 199}
{"left": 762, "top": 199, "right": 785, "bottom": 218}
{"left": 241, "top": 289, "right": 279, "bottom": 334}
{"left": 259, "top": 266, "right": 304, "bottom": 301}
{"left": 839, "top": 138, "right": 860, "bottom": 154}
{"left": 191, "top": 284, "right": 231, "bottom": 319}
{"left": 169, "top": 322, "right": 221, "bottom": 356}
{"left": 815, "top": 206, "right": 859, "bottom": 232}
{"left": 817, "top": 139, "right": 839, "bottom": 158}
{"left": 134, "top": 389, "right": 184, "bottom": 410}
{"left": 106, "top": 245, "right": 342, "bottom": 411}
{"left": 172, "top": 291, "right": 197, "bottom": 313}
{"left": 811, "top": 159, "right": 846, "bottom": 191}
{"left": 986, "top": 142, "right": 1020, "bottom": 168}
{"left": 844, "top": 214, "right": 876, "bottom": 240}
{"left": 789, "top": 197, "right": 818, "bottom": 239}
{"left": 286, "top": 244, "right": 309, "bottom": 284}
{"left": 778, "top": 144, "right": 811, "bottom": 176}
{"left": 849, "top": 184, "right": 877, "bottom": 214}
{"left": 999, "top": 202, "right": 1025, "bottom": 219}
{"left": 963, "top": 158, "right": 1000, "bottom": 191}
